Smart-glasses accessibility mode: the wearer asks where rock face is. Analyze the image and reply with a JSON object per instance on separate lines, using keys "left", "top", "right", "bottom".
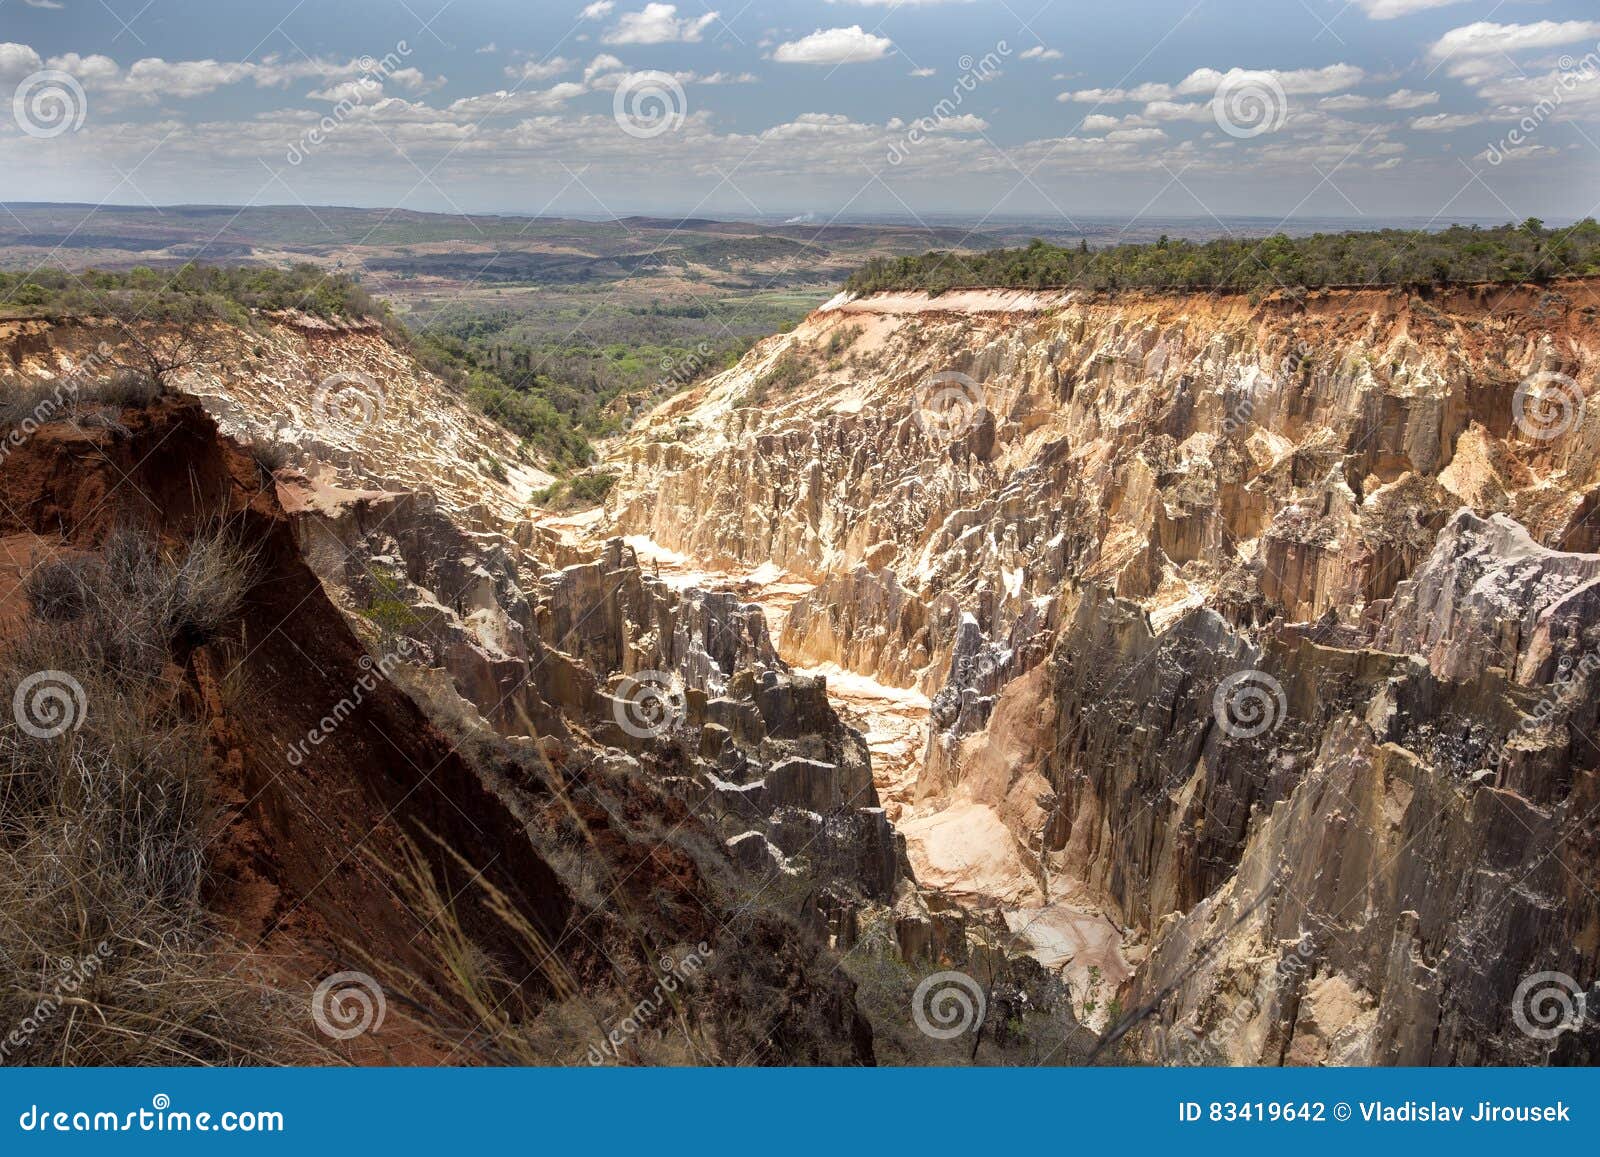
{"left": 1, "top": 319, "right": 886, "bottom": 1065}
{"left": 1, "top": 312, "right": 552, "bottom": 525}
{"left": 0, "top": 398, "right": 576, "bottom": 1013}
{"left": 11, "top": 278, "right": 1599, "bottom": 1065}
{"left": 607, "top": 281, "right": 1600, "bottom": 1064}
{"left": 1, "top": 309, "right": 907, "bottom": 929}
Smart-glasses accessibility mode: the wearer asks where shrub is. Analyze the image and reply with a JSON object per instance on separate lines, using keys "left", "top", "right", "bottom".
{"left": 86, "top": 369, "right": 163, "bottom": 408}
{"left": 0, "top": 528, "right": 300, "bottom": 1065}
{"left": 247, "top": 439, "right": 294, "bottom": 476}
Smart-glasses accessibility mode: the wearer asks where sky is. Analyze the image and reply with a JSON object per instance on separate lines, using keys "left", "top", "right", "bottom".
{"left": 1, "top": 0, "right": 1598, "bottom": 224}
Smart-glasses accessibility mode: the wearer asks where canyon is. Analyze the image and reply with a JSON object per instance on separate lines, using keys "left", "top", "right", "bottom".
{"left": 3, "top": 275, "right": 1599, "bottom": 1064}
{"left": 604, "top": 278, "right": 1600, "bottom": 1063}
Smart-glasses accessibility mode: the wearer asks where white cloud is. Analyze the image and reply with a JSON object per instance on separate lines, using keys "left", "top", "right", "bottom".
{"left": 476, "top": 43, "right": 498, "bottom": 54}
{"left": 12, "top": 49, "right": 448, "bottom": 105}
{"left": 1062, "top": 81, "right": 1175, "bottom": 103}
{"left": 1480, "top": 142, "right": 1560, "bottom": 164}
{"left": 1353, "top": 0, "right": 1467, "bottom": 19}
{"left": 772, "top": 26, "right": 893, "bottom": 65}
{"left": 579, "top": 1, "right": 615, "bottom": 18}
{"left": 22, "top": 0, "right": 66, "bottom": 9}
{"left": 1105, "top": 127, "right": 1166, "bottom": 143}
{"left": 925, "top": 113, "right": 987, "bottom": 132}
{"left": 506, "top": 57, "right": 575, "bottom": 82}
{"left": 603, "top": 4, "right": 718, "bottom": 45}
{"left": 1020, "top": 46, "right": 1062, "bottom": 61}
{"left": 1137, "top": 100, "right": 1212, "bottom": 123}
{"left": 1410, "top": 112, "right": 1486, "bottom": 130}
{"left": 1065, "top": 66, "right": 1361, "bottom": 103}
{"left": 1319, "top": 88, "right": 1437, "bottom": 111}
{"left": 1383, "top": 88, "right": 1439, "bottom": 109}
{"left": 1476, "top": 67, "right": 1600, "bottom": 112}
{"left": 384, "top": 68, "right": 440, "bottom": 94}
{"left": 0, "top": 42, "right": 44, "bottom": 82}
{"left": 1429, "top": 20, "right": 1600, "bottom": 61}
{"left": 584, "top": 54, "right": 626, "bottom": 83}
{"left": 118, "top": 58, "right": 253, "bottom": 99}
{"left": 909, "top": 66, "right": 935, "bottom": 77}
{"left": 760, "top": 111, "right": 870, "bottom": 139}
{"left": 445, "top": 81, "right": 585, "bottom": 119}
{"left": 307, "top": 79, "right": 382, "bottom": 104}
{"left": 583, "top": 64, "right": 754, "bottom": 92}
{"left": 1176, "top": 64, "right": 1365, "bottom": 96}
{"left": 41, "top": 51, "right": 119, "bottom": 83}
{"left": 1079, "top": 113, "right": 1120, "bottom": 130}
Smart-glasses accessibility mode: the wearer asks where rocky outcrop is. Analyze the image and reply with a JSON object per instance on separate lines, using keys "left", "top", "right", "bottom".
{"left": 13, "top": 276, "right": 1598, "bottom": 1065}
{"left": 0, "top": 398, "right": 576, "bottom": 1008}
{"left": 1, "top": 313, "right": 551, "bottom": 525}
{"left": 606, "top": 281, "right": 1600, "bottom": 1065}
{"left": 1125, "top": 517, "right": 1600, "bottom": 1062}
{"left": 1, "top": 325, "right": 887, "bottom": 1064}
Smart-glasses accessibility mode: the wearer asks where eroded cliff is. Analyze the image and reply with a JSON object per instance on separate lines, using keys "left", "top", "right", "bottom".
{"left": 604, "top": 280, "right": 1600, "bottom": 1062}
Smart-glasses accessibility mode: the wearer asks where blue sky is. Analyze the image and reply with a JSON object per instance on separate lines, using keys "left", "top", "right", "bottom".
{"left": 1, "top": 0, "right": 1598, "bottom": 222}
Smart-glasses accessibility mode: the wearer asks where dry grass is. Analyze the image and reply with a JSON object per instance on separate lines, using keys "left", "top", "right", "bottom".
{"left": 343, "top": 821, "right": 712, "bottom": 1067}
{"left": 24, "top": 527, "right": 258, "bottom": 661}
{"left": 0, "top": 371, "right": 162, "bottom": 433}
{"left": 86, "top": 369, "right": 163, "bottom": 408}
{"left": 1, "top": 526, "right": 307, "bottom": 1066}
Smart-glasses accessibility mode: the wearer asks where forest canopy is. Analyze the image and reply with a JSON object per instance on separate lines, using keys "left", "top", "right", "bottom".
{"left": 843, "top": 220, "right": 1600, "bottom": 296}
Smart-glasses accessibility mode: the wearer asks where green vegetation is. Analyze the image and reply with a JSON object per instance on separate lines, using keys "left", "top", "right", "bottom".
{"left": 738, "top": 348, "right": 814, "bottom": 408}
{"left": 401, "top": 298, "right": 777, "bottom": 473}
{"left": 0, "top": 263, "right": 770, "bottom": 474}
{"left": 844, "top": 219, "right": 1600, "bottom": 296}
{"left": 361, "top": 573, "right": 424, "bottom": 640}
{"left": 0, "top": 263, "right": 380, "bottom": 323}
{"left": 530, "top": 471, "right": 618, "bottom": 511}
